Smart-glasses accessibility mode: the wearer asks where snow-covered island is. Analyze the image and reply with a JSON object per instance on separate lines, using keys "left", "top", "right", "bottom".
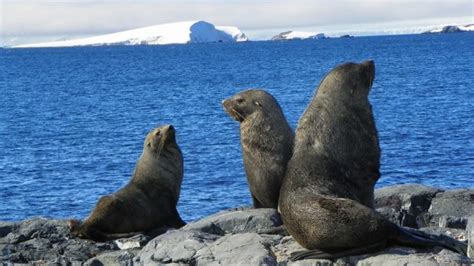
{"left": 271, "top": 31, "right": 327, "bottom": 41}
{"left": 13, "top": 21, "right": 248, "bottom": 48}
{"left": 423, "top": 24, "right": 474, "bottom": 34}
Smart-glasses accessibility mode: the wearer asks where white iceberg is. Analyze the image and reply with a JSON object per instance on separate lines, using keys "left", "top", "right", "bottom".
{"left": 13, "top": 21, "right": 248, "bottom": 48}
{"left": 271, "top": 31, "right": 327, "bottom": 41}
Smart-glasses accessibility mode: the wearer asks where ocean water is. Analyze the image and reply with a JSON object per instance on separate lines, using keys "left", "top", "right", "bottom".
{"left": 1, "top": 33, "right": 473, "bottom": 222}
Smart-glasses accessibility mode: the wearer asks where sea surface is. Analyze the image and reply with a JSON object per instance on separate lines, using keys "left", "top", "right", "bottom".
{"left": 1, "top": 33, "right": 473, "bottom": 222}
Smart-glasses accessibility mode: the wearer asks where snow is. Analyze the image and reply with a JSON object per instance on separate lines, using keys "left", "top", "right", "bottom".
{"left": 274, "top": 31, "right": 326, "bottom": 40}
{"left": 216, "top": 26, "right": 248, "bottom": 42}
{"left": 427, "top": 24, "right": 474, "bottom": 33}
{"left": 13, "top": 21, "right": 248, "bottom": 48}
{"left": 285, "top": 31, "right": 319, "bottom": 39}
{"left": 458, "top": 24, "right": 474, "bottom": 31}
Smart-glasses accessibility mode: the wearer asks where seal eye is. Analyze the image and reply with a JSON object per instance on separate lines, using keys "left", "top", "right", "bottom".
{"left": 236, "top": 98, "right": 245, "bottom": 104}
{"left": 155, "top": 130, "right": 161, "bottom": 136}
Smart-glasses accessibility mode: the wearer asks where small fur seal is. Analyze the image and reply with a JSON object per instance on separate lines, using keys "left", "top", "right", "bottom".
{"left": 70, "top": 125, "right": 185, "bottom": 241}
{"left": 279, "top": 61, "right": 467, "bottom": 260}
{"left": 223, "top": 89, "right": 293, "bottom": 209}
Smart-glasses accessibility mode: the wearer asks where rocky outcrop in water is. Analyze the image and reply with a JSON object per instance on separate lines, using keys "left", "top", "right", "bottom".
{"left": 1, "top": 184, "right": 473, "bottom": 265}
{"left": 423, "top": 24, "right": 474, "bottom": 34}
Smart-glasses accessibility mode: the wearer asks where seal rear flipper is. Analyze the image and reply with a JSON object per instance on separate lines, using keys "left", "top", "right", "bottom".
{"left": 290, "top": 241, "right": 387, "bottom": 261}
{"left": 395, "top": 226, "right": 467, "bottom": 255}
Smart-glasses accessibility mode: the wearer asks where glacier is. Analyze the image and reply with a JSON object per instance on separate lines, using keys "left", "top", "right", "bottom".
{"left": 271, "top": 31, "right": 327, "bottom": 41}
{"left": 425, "top": 24, "right": 474, "bottom": 34}
{"left": 13, "top": 21, "right": 248, "bottom": 48}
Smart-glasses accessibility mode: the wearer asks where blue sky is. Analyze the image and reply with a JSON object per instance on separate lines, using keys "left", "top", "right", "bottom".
{"left": 1, "top": 0, "right": 472, "bottom": 46}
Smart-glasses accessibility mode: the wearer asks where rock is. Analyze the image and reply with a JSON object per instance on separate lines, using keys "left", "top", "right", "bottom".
{"left": 195, "top": 233, "right": 277, "bottom": 265}
{"left": 375, "top": 184, "right": 442, "bottom": 228}
{"left": 340, "top": 246, "right": 472, "bottom": 265}
{"left": 439, "top": 26, "right": 463, "bottom": 33}
{"left": 2, "top": 188, "right": 474, "bottom": 264}
{"left": 271, "top": 31, "right": 327, "bottom": 41}
{"left": 183, "top": 207, "right": 283, "bottom": 235}
{"left": 84, "top": 249, "right": 139, "bottom": 266}
{"left": 114, "top": 234, "right": 150, "bottom": 250}
{"left": 0, "top": 221, "right": 16, "bottom": 238}
{"left": 428, "top": 189, "right": 474, "bottom": 228}
{"left": 272, "top": 235, "right": 306, "bottom": 263}
{"left": 467, "top": 216, "right": 474, "bottom": 258}
{"left": 0, "top": 217, "right": 118, "bottom": 264}
{"left": 418, "top": 226, "right": 467, "bottom": 242}
{"left": 135, "top": 230, "right": 220, "bottom": 264}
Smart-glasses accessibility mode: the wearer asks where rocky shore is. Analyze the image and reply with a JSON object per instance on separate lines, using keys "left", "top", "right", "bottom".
{"left": 1, "top": 184, "right": 473, "bottom": 265}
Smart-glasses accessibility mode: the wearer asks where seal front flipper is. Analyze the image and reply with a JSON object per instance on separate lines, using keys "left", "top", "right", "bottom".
{"left": 394, "top": 226, "right": 467, "bottom": 255}
{"left": 290, "top": 241, "right": 387, "bottom": 261}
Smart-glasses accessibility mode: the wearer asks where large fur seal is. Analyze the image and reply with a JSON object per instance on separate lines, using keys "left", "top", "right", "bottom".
{"left": 223, "top": 89, "right": 293, "bottom": 209}
{"left": 279, "top": 61, "right": 466, "bottom": 260}
{"left": 69, "top": 125, "right": 185, "bottom": 241}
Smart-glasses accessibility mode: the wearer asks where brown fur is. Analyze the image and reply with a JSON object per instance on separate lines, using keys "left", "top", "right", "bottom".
{"left": 223, "top": 89, "right": 293, "bottom": 208}
{"left": 70, "top": 125, "right": 185, "bottom": 241}
{"left": 279, "top": 61, "right": 466, "bottom": 260}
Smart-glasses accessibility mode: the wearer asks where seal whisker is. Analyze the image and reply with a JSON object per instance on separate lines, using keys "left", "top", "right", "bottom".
{"left": 231, "top": 108, "right": 245, "bottom": 121}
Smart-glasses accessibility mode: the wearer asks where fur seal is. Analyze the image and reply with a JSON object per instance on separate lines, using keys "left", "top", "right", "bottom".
{"left": 279, "top": 61, "right": 467, "bottom": 260}
{"left": 223, "top": 89, "right": 293, "bottom": 209}
{"left": 69, "top": 125, "right": 185, "bottom": 241}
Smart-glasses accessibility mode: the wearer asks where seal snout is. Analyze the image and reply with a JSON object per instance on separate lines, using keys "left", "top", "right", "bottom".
{"left": 162, "top": 124, "right": 174, "bottom": 132}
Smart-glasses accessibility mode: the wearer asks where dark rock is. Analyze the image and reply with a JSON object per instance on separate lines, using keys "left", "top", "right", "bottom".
{"left": 440, "top": 26, "right": 463, "bottom": 33}
{"left": 375, "top": 184, "right": 442, "bottom": 228}
{"left": 0, "top": 218, "right": 118, "bottom": 264}
{"left": 429, "top": 189, "right": 474, "bottom": 218}
{"left": 421, "top": 214, "right": 469, "bottom": 229}
{"left": 0, "top": 222, "right": 16, "bottom": 238}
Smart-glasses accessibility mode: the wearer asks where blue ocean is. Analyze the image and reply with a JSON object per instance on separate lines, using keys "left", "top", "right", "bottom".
{"left": 1, "top": 33, "right": 473, "bottom": 222}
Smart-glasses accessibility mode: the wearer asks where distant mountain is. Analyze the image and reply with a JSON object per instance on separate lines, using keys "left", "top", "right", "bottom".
{"left": 13, "top": 21, "right": 248, "bottom": 48}
{"left": 423, "top": 24, "right": 474, "bottom": 34}
{"left": 271, "top": 31, "right": 327, "bottom": 41}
